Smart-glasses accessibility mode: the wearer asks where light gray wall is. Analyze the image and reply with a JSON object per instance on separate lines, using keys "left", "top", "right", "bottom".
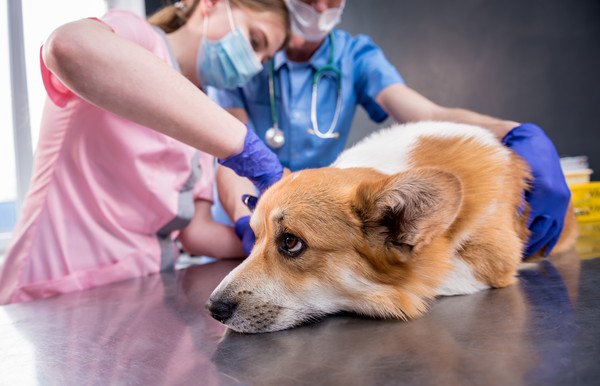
{"left": 340, "top": 0, "right": 600, "bottom": 177}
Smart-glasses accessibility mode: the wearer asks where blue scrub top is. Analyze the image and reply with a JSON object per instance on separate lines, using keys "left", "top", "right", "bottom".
{"left": 208, "top": 29, "right": 404, "bottom": 171}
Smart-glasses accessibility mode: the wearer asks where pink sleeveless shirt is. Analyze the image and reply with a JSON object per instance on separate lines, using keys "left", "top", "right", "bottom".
{"left": 0, "top": 10, "right": 214, "bottom": 304}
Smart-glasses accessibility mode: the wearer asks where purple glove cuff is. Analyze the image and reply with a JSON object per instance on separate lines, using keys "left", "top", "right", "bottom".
{"left": 234, "top": 216, "right": 250, "bottom": 240}
{"left": 502, "top": 123, "right": 545, "bottom": 146}
{"left": 234, "top": 215, "right": 256, "bottom": 256}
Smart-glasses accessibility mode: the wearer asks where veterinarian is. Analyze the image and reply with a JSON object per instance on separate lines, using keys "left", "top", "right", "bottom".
{"left": 210, "top": 0, "right": 571, "bottom": 258}
{"left": 0, "top": 0, "right": 290, "bottom": 304}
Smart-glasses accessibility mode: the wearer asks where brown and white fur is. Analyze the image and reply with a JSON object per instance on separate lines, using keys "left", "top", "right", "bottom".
{"left": 207, "top": 121, "right": 577, "bottom": 333}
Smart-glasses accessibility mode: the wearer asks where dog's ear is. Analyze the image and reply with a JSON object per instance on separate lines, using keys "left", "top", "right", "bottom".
{"left": 353, "top": 168, "right": 462, "bottom": 255}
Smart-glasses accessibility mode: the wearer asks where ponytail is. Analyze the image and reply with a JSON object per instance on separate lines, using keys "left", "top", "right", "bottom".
{"left": 148, "top": 1, "right": 200, "bottom": 33}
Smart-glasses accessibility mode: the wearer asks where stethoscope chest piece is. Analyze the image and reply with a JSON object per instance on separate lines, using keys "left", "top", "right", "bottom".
{"left": 265, "top": 126, "right": 285, "bottom": 149}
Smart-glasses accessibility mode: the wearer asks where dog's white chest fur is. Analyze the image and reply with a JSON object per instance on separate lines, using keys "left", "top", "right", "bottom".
{"left": 435, "top": 257, "right": 489, "bottom": 296}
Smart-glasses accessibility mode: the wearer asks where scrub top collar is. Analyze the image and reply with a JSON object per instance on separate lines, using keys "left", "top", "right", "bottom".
{"left": 272, "top": 29, "right": 340, "bottom": 72}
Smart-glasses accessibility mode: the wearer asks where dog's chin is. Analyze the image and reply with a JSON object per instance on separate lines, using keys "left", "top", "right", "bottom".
{"left": 225, "top": 322, "right": 288, "bottom": 334}
{"left": 224, "top": 313, "right": 325, "bottom": 334}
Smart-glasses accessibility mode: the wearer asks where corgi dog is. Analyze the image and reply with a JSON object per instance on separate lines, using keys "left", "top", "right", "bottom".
{"left": 207, "top": 121, "right": 576, "bottom": 333}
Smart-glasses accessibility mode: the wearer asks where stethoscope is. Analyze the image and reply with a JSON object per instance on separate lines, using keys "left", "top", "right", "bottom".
{"left": 265, "top": 33, "right": 342, "bottom": 149}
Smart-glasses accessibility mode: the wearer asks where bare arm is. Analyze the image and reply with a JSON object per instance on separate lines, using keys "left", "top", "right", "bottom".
{"left": 43, "top": 19, "right": 245, "bottom": 158}
{"left": 215, "top": 108, "right": 255, "bottom": 223}
{"left": 178, "top": 200, "right": 245, "bottom": 258}
{"left": 217, "top": 160, "right": 255, "bottom": 223}
{"left": 376, "top": 84, "right": 519, "bottom": 139}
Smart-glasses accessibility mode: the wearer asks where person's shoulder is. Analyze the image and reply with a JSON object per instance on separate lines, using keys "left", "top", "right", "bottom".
{"left": 102, "top": 9, "right": 149, "bottom": 23}
{"left": 100, "top": 10, "right": 163, "bottom": 51}
{"left": 100, "top": 9, "right": 150, "bottom": 25}
{"left": 334, "top": 29, "right": 382, "bottom": 55}
{"left": 100, "top": 9, "right": 154, "bottom": 33}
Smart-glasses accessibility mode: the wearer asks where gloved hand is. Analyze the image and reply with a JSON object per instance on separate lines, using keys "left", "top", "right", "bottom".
{"left": 219, "top": 129, "right": 283, "bottom": 194}
{"left": 234, "top": 215, "right": 256, "bottom": 256}
{"left": 502, "top": 123, "right": 571, "bottom": 256}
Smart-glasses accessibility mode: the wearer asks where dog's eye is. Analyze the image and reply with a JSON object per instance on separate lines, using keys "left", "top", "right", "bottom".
{"left": 279, "top": 233, "right": 305, "bottom": 257}
{"left": 285, "top": 235, "right": 301, "bottom": 251}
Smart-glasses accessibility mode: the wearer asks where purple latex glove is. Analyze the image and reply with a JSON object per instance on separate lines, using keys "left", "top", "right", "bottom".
{"left": 234, "top": 215, "right": 256, "bottom": 256}
{"left": 502, "top": 123, "right": 571, "bottom": 256}
{"left": 219, "top": 129, "right": 283, "bottom": 194}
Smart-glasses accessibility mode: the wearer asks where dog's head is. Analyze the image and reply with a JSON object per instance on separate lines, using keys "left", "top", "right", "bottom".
{"left": 207, "top": 167, "right": 463, "bottom": 333}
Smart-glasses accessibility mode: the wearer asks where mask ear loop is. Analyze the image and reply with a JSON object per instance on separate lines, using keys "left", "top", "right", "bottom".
{"left": 201, "top": 1, "right": 209, "bottom": 42}
{"left": 203, "top": 0, "right": 235, "bottom": 39}
{"left": 224, "top": 0, "right": 236, "bottom": 32}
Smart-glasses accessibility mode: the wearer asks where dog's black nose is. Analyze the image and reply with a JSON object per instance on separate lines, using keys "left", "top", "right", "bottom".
{"left": 206, "top": 298, "right": 238, "bottom": 322}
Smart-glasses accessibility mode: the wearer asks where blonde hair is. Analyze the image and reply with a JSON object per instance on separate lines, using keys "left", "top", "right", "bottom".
{"left": 148, "top": 0, "right": 290, "bottom": 47}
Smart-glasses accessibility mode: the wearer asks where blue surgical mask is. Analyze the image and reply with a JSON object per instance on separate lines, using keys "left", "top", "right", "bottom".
{"left": 197, "top": 0, "right": 263, "bottom": 89}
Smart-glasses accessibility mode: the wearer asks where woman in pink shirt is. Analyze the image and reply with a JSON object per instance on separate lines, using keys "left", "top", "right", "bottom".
{"left": 0, "top": 0, "right": 290, "bottom": 304}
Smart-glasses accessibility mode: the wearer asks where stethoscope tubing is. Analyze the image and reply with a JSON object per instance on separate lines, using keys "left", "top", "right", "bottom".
{"left": 268, "top": 33, "right": 342, "bottom": 146}
{"left": 310, "top": 64, "right": 342, "bottom": 139}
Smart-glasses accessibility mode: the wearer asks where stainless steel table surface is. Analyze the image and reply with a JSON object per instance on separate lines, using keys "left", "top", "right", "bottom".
{"left": 1, "top": 247, "right": 598, "bottom": 385}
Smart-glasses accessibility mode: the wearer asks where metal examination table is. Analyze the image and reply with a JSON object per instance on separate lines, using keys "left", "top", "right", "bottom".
{"left": 1, "top": 237, "right": 599, "bottom": 385}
